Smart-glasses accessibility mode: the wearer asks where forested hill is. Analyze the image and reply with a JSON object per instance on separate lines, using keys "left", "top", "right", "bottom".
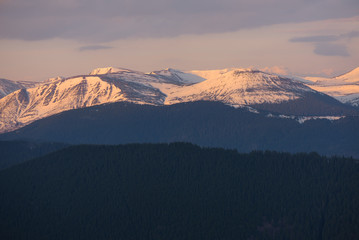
{"left": 1, "top": 143, "right": 358, "bottom": 240}
{"left": 2, "top": 101, "right": 359, "bottom": 158}
{"left": 0, "top": 140, "right": 68, "bottom": 170}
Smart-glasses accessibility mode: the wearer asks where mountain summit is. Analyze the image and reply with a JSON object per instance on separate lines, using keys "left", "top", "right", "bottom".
{"left": 89, "top": 67, "right": 134, "bottom": 75}
{"left": 164, "top": 69, "right": 315, "bottom": 106}
{"left": 0, "top": 69, "right": 167, "bottom": 133}
{"left": 149, "top": 68, "right": 205, "bottom": 84}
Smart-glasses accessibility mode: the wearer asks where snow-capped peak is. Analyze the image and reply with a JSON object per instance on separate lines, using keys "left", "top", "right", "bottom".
{"left": 189, "top": 68, "right": 259, "bottom": 80}
{"left": 45, "top": 76, "right": 65, "bottom": 83}
{"left": 335, "top": 66, "right": 359, "bottom": 83}
{"left": 163, "top": 68, "right": 314, "bottom": 107}
{"left": 89, "top": 67, "right": 132, "bottom": 75}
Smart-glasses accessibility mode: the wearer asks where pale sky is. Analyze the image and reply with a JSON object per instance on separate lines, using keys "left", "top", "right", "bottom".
{"left": 0, "top": 0, "right": 358, "bottom": 82}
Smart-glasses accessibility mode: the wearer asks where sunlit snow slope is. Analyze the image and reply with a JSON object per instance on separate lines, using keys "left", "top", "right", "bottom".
{"left": 304, "top": 67, "right": 359, "bottom": 106}
{"left": 0, "top": 66, "right": 350, "bottom": 133}
{"left": 164, "top": 69, "right": 315, "bottom": 106}
{"left": 0, "top": 70, "right": 166, "bottom": 133}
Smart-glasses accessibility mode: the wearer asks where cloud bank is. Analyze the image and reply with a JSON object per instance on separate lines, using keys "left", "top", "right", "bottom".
{"left": 0, "top": 0, "right": 358, "bottom": 42}
{"left": 314, "top": 43, "right": 350, "bottom": 57}
{"left": 290, "top": 35, "right": 339, "bottom": 43}
{"left": 289, "top": 30, "right": 359, "bottom": 57}
{"left": 78, "top": 45, "right": 113, "bottom": 51}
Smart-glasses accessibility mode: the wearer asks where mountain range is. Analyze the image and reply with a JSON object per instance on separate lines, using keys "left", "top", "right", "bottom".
{"left": 1, "top": 66, "right": 358, "bottom": 134}
{"left": 2, "top": 67, "right": 359, "bottom": 239}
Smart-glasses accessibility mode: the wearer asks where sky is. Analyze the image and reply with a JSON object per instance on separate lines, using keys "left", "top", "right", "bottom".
{"left": 0, "top": 0, "right": 358, "bottom": 82}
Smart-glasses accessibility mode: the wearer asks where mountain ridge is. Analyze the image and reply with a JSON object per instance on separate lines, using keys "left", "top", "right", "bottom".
{"left": 0, "top": 66, "right": 358, "bottom": 133}
{"left": 303, "top": 67, "right": 359, "bottom": 106}
{"left": 0, "top": 78, "right": 37, "bottom": 99}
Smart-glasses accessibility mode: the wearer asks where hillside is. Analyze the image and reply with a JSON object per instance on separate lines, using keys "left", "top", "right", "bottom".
{"left": 0, "top": 140, "right": 68, "bottom": 170}
{"left": 1, "top": 143, "right": 358, "bottom": 240}
{"left": 2, "top": 101, "right": 359, "bottom": 157}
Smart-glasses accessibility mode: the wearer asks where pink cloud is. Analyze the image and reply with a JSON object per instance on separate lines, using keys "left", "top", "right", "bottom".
{"left": 261, "top": 66, "right": 289, "bottom": 75}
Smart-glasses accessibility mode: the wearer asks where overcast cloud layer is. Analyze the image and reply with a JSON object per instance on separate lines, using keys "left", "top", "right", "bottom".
{"left": 1, "top": 0, "right": 358, "bottom": 42}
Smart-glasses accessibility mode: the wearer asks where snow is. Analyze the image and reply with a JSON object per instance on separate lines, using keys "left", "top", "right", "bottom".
{"left": 0, "top": 73, "right": 166, "bottom": 133}
{"left": 243, "top": 106, "right": 259, "bottom": 114}
{"left": 308, "top": 85, "right": 359, "bottom": 97}
{"left": 0, "top": 66, "right": 357, "bottom": 134}
{"left": 0, "top": 78, "right": 34, "bottom": 99}
{"left": 297, "top": 116, "right": 344, "bottom": 124}
{"left": 89, "top": 67, "right": 132, "bottom": 75}
{"left": 45, "top": 76, "right": 64, "bottom": 83}
{"left": 285, "top": 75, "right": 314, "bottom": 84}
{"left": 149, "top": 68, "right": 205, "bottom": 84}
{"left": 303, "top": 67, "right": 359, "bottom": 105}
{"left": 189, "top": 68, "right": 250, "bottom": 79}
{"left": 336, "top": 93, "right": 359, "bottom": 106}
{"left": 335, "top": 67, "right": 359, "bottom": 83}
{"left": 173, "top": 70, "right": 205, "bottom": 84}
{"left": 266, "top": 112, "right": 344, "bottom": 123}
{"left": 164, "top": 69, "right": 312, "bottom": 106}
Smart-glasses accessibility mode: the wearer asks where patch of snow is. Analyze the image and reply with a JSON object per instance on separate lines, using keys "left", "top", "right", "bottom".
{"left": 297, "top": 116, "right": 344, "bottom": 124}
{"left": 149, "top": 68, "right": 205, "bottom": 84}
{"left": 45, "top": 76, "right": 64, "bottom": 83}
{"left": 89, "top": 67, "right": 132, "bottom": 75}
{"left": 336, "top": 93, "right": 359, "bottom": 106}
{"left": 245, "top": 106, "right": 260, "bottom": 114}
{"left": 285, "top": 75, "right": 314, "bottom": 84}
{"left": 265, "top": 113, "right": 344, "bottom": 123}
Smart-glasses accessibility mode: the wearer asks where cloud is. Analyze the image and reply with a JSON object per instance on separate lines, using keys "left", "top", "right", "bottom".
{"left": 290, "top": 31, "right": 359, "bottom": 43}
{"left": 316, "top": 68, "right": 335, "bottom": 76}
{"left": 289, "top": 30, "right": 358, "bottom": 57}
{"left": 290, "top": 35, "right": 339, "bottom": 42}
{"left": 0, "top": 0, "right": 358, "bottom": 42}
{"left": 261, "top": 66, "right": 289, "bottom": 75}
{"left": 343, "top": 31, "right": 359, "bottom": 39}
{"left": 78, "top": 45, "right": 113, "bottom": 51}
{"left": 313, "top": 43, "right": 349, "bottom": 57}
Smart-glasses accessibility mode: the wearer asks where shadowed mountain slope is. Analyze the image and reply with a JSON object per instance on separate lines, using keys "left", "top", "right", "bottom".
{"left": 2, "top": 101, "right": 358, "bottom": 157}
